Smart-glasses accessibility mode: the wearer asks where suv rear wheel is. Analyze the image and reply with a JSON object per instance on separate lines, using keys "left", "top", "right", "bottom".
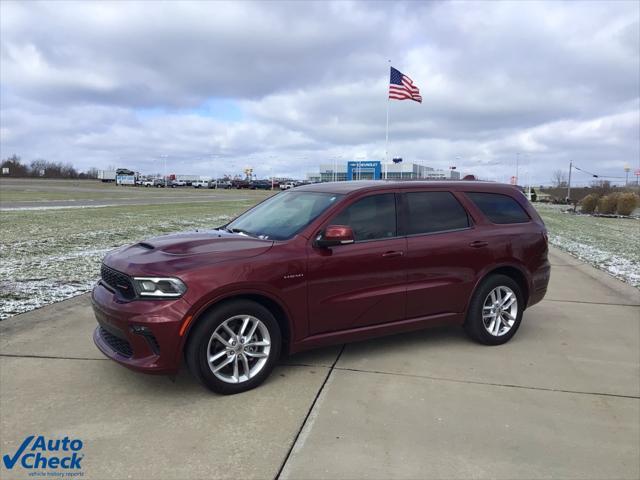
{"left": 186, "top": 299, "right": 281, "bottom": 394}
{"left": 464, "top": 274, "right": 524, "bottom": 345}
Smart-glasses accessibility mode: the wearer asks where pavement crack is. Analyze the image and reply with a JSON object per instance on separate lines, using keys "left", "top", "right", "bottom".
{"left": 275, "top": 344, "right": 346, "bottom": 480}
{"left": 544, "top": 299, "right": 640, "bottom": 307}
{"left": 0, "top": 353, "right": 107, "bottom": 361}
{"left": 333, "top": 366, "right": 640, "bottom": 400}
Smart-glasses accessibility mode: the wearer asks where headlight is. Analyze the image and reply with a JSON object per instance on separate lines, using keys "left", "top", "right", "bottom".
{"left": 132, "top": 277, "right": 187, "bottom": 298}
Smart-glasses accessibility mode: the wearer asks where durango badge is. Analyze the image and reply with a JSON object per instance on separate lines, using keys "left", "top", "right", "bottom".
{"left": 2, "top": 435, "right": 84, "bottom": 471}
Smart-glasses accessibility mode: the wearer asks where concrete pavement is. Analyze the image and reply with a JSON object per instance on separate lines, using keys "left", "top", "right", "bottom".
{"left": 1, "top": 247, "right": 639, "bottom": 479}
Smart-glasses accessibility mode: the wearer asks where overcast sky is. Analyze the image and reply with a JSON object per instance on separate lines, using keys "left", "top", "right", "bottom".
{"left": 1, "top": 0, "right": 638, "bottom": 185}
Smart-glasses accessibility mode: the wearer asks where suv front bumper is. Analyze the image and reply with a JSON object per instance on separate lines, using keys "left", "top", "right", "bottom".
{"left": 91, "top": 281, "right": 191, "bottom": 374}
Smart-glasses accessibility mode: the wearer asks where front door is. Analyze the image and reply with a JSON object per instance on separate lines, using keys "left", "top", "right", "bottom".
{"left": 307, "top": 193, "right": 407, "bottom": 334}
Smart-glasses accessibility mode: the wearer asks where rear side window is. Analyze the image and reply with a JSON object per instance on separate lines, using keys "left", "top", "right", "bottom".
{"left": 404, "top": 191, "right": 470, "bottom": 235}
{"left": 466, "top": 192, "right": 530, "bottom": 224}
{"left": 331, "top": 193, "right": 396, "bottom": 241}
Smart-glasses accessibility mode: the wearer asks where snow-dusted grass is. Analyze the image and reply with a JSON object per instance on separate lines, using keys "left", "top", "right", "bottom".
{"left": 535, "top": 203, "right": 640, "bottom": 287}
{"left": 0, "top": 200, "right": 259, "bottom": 319}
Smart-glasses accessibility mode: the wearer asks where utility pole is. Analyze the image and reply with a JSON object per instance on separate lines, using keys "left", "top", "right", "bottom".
{"left": 516, "top": 152, "right": 520, "bottom": 185}
{"left": 566, "top": 161, "right": 572, "bottom": 203}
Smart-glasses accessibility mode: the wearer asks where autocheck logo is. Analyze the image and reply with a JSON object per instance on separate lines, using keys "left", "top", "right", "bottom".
{"left": 3, "top": 435, "right": 84, "bottom": 473}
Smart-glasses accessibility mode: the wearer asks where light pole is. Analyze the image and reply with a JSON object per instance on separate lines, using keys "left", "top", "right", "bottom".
{"left": 206, "top": 153, "right": 220, "bottom": 188}
{"left": 160, "top": 154, "right": 168, "bottom": 186}
{"left": 515, "top": 152, "right": 520, "bottom": 185}
{"left": 526, "top": 154, "right": 532, "bottom": 200}
{"left": 333, "top": 154, "right": 343, "bottom": 182}
{"left": 624, "top": 165, "right": 630, "bottom": 186}
{"left": 566, "top": 161, "right": 572, "bottom": 203}
{"left": 267, "top": 155, "right": 276, "bottom": 190}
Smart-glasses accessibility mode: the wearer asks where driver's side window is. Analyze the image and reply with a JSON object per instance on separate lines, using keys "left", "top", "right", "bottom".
{"left": 331, "top": 193, "right": 396, "bottom": 241}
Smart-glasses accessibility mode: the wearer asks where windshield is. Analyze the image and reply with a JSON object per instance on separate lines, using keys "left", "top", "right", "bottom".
{"left": 226, "top": 191, "right": 342, "bottom": 240}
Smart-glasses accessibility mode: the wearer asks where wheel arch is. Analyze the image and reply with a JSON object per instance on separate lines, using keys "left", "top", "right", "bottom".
{"left": 466, "top": 264, "right": 531, "bottom": 320}
{"left": 180, "top": 291, "right": 293, "bottom": 361}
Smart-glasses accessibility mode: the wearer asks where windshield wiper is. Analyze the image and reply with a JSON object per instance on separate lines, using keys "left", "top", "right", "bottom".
{"left": 225, "top": 227, "right": 257, "bottom": 238}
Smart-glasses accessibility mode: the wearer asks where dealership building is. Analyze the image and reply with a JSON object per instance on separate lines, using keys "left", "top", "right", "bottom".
{"left": 308, "top": 161, "right": 461, "bottom": 182}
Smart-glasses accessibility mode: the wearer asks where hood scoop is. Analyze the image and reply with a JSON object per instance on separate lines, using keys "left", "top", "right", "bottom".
{"left": 131, "top": 231, "right": 273, "bottom": 256}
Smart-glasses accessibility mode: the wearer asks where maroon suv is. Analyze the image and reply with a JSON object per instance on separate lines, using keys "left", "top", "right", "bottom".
{"left": 92, "top": 181, "right": 550, "bottom": 394}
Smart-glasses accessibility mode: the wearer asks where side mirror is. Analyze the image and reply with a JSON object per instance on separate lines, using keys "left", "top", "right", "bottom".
{"left": 315, "top": 225, "right": 355, "bottom": 248}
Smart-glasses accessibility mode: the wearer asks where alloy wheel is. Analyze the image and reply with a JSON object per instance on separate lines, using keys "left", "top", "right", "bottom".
{"left": 482, "top": 286, "right": 518, "bottom": 337}
{"left": 206, "top": 315, "right": 271, "bottom": 384}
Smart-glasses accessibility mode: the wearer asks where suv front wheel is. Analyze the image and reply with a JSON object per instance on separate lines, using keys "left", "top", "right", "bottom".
{"left": 464, "top": 274, "right": 524, "bottom": 345}
{"left": 186, "top": 300, "right": 282, "bottom": 394}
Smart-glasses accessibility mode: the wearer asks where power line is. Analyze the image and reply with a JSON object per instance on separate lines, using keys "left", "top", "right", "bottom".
{"left": 572, "top": 164, "right": 625, "bottom": 179}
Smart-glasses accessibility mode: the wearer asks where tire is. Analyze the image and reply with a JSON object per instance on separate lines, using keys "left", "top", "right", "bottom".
{"left": 186, "top": 300, "right": 282, "bottom": 394}
{"left": 464, "top": 274, "right": 524, "bottom": 345}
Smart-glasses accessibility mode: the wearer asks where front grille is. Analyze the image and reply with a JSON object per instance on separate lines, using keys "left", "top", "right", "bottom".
{"left": 99, "top": 327, "right": 133, "bottom": 357}
{"left": 101, "top": 264, "right": 136, "bottom": 300}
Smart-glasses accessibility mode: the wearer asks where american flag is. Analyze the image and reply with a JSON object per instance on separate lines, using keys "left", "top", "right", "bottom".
{"left": 389, "top": 67, "right": 422, "bottom": 103}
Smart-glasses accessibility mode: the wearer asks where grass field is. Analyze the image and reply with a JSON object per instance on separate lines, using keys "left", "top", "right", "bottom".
{"left": 1, "top": 180, "right": 638, "bottom": 320}
{"left": 0, "top": 198, "right": 266, "bottom": 319}
{"left": 535, "top": 204, "right": 640, "bottom": 287}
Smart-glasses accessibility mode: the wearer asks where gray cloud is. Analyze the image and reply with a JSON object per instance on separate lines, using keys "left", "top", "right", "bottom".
{"left": 1, "top": 0, "right": 638, "bottom": 185}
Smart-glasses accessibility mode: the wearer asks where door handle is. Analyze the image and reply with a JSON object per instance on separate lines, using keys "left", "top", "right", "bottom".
{"left": 469, "top": 241, "right": 488, "bottom": 248}
{"left": 382, "top": 251, "right": 404, "bottom": 258}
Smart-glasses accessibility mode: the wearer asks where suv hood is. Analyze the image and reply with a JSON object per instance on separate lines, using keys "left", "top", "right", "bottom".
{"left": 103, "top": 230, "right": 274, "bottom": 276}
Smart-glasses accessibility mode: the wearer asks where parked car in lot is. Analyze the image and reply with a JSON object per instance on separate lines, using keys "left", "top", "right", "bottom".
{"left": 217, "top": 180, "right": 232, "bottom": 189}
{"left": 171, "top": 180, "right": 187, "bottom": 187}
{"left": 231, "top": 179, "right": 251, "bottom": 189}
{"left": 153, "top": 179, "right": 166, "bottom": 188}
{"left": 92, "top": 181, "right": 550, "bottom": 394}
{"left": 141, "top": 179, "right": 155, "bottom": 187}
{"left": 280, "top": 182, "right": 296, "bottom": 190}
{"left": 192, "top": 180, "right": 211, "bottom": 189}
{"left": 250, "top": 180, "right": 273, "bottom": 190}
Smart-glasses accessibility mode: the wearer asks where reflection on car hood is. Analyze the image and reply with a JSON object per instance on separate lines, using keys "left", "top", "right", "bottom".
{"left": 103, "top": 229, "right": 274, "bottom": 276}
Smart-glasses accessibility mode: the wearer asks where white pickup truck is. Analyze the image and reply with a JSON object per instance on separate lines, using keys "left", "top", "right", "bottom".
{"left": 192, "top": 180, "right": 211, "bottom": 189}
{"left": 280, "top": 182, "right": 296, "bottom": 190}
{"left": 141, "top": 180, "right": 155, "bottom": 187}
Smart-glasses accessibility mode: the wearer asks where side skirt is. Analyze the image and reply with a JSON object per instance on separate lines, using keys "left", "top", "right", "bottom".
{"left": 289, "top": 312, "right": 462, "bottom": 355}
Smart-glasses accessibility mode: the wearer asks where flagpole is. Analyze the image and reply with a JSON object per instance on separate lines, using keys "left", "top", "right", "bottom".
{"left": 385, "top": 59, "right": 390, "bottom": 180}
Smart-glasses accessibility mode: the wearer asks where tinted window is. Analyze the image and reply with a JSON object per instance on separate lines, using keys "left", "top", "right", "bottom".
{"left": 404, "top": 192, "right": 470, "bottom": 235}
{"left": 466, "top": 192, "right": 530, "bottom": 224}
{"left": 331, "top": 194, "right": 396, "bottom": 241}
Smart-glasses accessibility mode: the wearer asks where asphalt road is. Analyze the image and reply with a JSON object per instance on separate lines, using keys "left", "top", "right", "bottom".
{"left": 1, "top": 247, "right": 638, "bottom": 479}
{"left": 0, "top": 178, "right": 270, "bottom": 209}
{"left": 0, "top": 194, "right": 254, "bottom": 210}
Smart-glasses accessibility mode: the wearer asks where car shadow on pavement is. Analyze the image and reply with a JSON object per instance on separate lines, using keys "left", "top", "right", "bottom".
{"left": 94, "top": 323, "right": 513, "bottom": 396}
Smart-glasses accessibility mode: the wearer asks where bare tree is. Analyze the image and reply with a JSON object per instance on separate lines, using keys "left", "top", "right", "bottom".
{"left": 1, "top": 155, "right": 29, "bottom": 176}
{"left": 85, "top": 167, "right": 99, "bottom": 179}
{"left": 552, "top": 169, "right": 568, "bottom": 187}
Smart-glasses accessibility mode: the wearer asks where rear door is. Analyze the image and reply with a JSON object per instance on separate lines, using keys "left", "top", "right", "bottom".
{"left": 307, "top": 192, "right": 407, "bottom": 334}
{"left": 401, "top": 190, "right": 491, "bottom": 320}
